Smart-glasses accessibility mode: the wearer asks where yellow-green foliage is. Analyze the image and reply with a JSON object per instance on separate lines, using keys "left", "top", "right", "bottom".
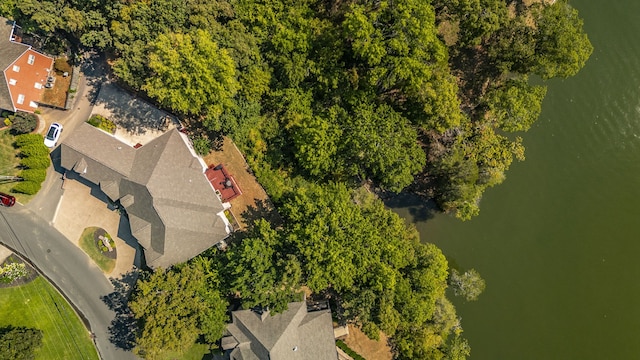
{"left": 12, "top": 181, "right": 41, "bottom": 195}
{"left": 87, "top": 115, "right": 116, "bottom": 134}
{"left": 19, "top": 169, "right": 46, "bottom": 183}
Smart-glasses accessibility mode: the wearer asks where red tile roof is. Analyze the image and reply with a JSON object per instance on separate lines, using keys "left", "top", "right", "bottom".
{"left": 4, "top": 48, "right": 53, "bottom": 113}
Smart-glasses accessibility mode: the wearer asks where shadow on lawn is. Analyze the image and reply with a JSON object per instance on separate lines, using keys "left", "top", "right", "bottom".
{"left": 101, "top": 270, "right": 139, "bottom": 351}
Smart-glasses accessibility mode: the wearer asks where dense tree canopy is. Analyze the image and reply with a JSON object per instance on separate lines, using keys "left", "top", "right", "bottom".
{"left": 4, "top": 0, "right": 592, "bottom": 217}
{"left": 0, "top": 326, "right": 43, "bottom": 360}
{"left": 129, "top": 264, "right": 227, "bottom": 359}
{"left": 212, "top": 184, "right": 462, "bottom": 356}
{"left": 1, "top": 0, "right": 592, "bottom": 358}
{"left": 144, "top": 29, "right": 238, "bottom": 127}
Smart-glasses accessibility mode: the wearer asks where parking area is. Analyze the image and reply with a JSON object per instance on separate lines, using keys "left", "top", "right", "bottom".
{"left": 52, "top": 175, "right": 137, "bottom": 278}
{"left": 92, "top": 82, "right": 179, "bottom": 147}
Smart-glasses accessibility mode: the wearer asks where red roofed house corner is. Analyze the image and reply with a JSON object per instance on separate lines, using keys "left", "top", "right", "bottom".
{"left": 0, "top": 17, "right": 54, "bottom": 113}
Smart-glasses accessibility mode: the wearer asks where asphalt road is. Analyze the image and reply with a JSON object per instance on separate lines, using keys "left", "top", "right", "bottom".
{"left": 0, "top": 52, "right": 138, "bottom": 360}
{"left": 0, "top": 207, "right": 137, "bottom": 360}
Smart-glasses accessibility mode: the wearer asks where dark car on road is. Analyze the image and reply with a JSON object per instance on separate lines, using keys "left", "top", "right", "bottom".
{"left": 0, "top": 192, "right": 15, "bottom": 207}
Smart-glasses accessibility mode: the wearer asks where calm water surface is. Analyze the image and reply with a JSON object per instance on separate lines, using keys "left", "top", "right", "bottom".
{"left": 392, "top": 2, "right": 640, "bottom": 358}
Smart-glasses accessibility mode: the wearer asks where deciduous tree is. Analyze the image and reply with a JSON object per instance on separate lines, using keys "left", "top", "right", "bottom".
{"left": 532, "top": 0, "right": 593, "bottom": 79}
{"left": 129, "top": 265, "right": 228, "bottom": 359}
{"left": 449, "top": 268, "right": 486, "bottom": 301}
{"left": 0, "top": 326, "right": 43, "bottom": 360}
{"left": 144, "top": 29, "right": 238, "bottom": 129}
{"left": 485, "top": 78, "right": 547, "bottom": 132}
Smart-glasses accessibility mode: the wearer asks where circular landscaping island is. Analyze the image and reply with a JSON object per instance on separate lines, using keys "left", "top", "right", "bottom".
{"left": 94, "top": 228, "right": 117, "bottom": 260}
{"left": 79, "top": 227, "right": 117, "bottom": 273}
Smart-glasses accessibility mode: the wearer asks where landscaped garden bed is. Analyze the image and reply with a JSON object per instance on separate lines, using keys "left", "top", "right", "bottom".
{"left": 79, "top": 227, "right": 117, "bottom": 273}
{"left": 86, "top": 114, "right": 116, "bottom": 134}
{"left": 0, "top": 255, "right": 38, "bottom": 288}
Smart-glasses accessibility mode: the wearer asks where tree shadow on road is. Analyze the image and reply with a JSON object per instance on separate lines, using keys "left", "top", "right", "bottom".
{"left": 101, "top": 270, "right": 139, "bottom": 351}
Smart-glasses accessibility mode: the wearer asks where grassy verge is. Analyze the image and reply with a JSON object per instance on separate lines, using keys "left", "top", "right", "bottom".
{"left": 0, "top": 130, "right": 34, "bottom": 204}
{"left": 159, "top": 343, "right": 210, "bottom": 360}
{"left": 79, "top": 227, "right": 116, "bottom": 273}
{"left": 0, "top": 276, "right": 99, "bottom": 360}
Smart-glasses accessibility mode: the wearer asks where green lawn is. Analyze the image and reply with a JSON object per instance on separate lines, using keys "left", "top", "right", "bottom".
{"left": 0, "top": 276, "right": 99, "bottom": 360}
{"left": 79, "top": 227, "right": 116, "bottom": 273}
{"left": 0, "top": 129, "right": 36, "bottom": 203}
{"left": 159, "top": 343, "right": 211, "bottom": 360}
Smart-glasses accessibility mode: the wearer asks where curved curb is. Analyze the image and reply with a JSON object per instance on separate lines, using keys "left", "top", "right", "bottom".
{"left": 33, "top": 113, "right": 46, "bottom": 135}
{"left": 0, "top": 214, "right": 102, "bottom": 359}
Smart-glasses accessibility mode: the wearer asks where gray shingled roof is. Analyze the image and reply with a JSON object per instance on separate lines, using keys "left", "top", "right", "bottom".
{"left": 227, "top": 302, "right": 338, "bottom": 360}
{"left": 60, "top": 123, "right": 229, "bottom": 268}
{"left": 0, "top": 17, "right": 29, "bottom": 112}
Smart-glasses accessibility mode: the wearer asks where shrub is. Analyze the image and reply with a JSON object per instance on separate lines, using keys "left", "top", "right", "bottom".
{"left": 20, "top": 156, "right": 50, "bottom": 169}
{"left": 14, "top": 133, "right": 42, "bottom": 147}
{"left": 87, "top": 114, "right": 116, "bottom": 134}
{"left": 336, "top": 340, "right": 365, "bottom": 360}
{"left": 19, "top": 169, "right": 47, "bottom": 183}
{"left": 191, "top": 136, "right": 211, "bottom": 155}
{"left": 10, "top": 112, "right": 37, "bottom": 134}
{"left": 20, "top": 143, "right": 49, "bottom": 157}
{"left": 3, "top": 118, "right": 11, "bottom": 127}
{"left": 12, "top": 180, "right": 41, "bottom": 195}
{"left": 0, "top": 262, "right": 28, "bottom": 283}
{"left": 0, "top": 326, "right": 43, "bottom": 360}
{"left": 54, "top": 57, "right": 72, "bottom": 74}
{"left": 87, "top": 115, "right": 101, "bottom": 127}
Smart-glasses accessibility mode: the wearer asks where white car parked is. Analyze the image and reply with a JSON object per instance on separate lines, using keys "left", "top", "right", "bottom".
{"left": 44, "top": 122, "right": 63, "bottom": 148}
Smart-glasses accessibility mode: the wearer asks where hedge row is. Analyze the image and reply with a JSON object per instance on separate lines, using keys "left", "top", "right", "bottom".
{"left": 14, "top": 133, "right": 43, "bottom": 147}
{"left": 12, "top": 134, "right": 49, "bottom": 195}
{"left": 12, "top": 181, "right": 41, "bottom": 195}
{"left": 20, "top": 156, "right": 50, "bottom": 169}
{"left": 19, "top": 169, "right": 47, "bottom": 183}
{"left": 336, "top": 340, "right": 366, "bottom": 360}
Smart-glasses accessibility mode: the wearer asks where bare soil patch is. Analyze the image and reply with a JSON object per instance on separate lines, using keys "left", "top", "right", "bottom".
{"left": 342, "top": 325, "right": 393, "bottom": 360}
{"left": 41, "top": 72, "right": 71, "bottom": 109}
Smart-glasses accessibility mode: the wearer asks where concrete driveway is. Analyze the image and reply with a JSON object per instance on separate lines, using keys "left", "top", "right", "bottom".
{"left": 53, "top": 174, "right": 137, "bottom": 278}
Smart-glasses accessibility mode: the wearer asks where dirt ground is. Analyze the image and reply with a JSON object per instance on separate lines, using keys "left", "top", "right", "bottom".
{"left": 41, "top": 71, "right": 71, "bottom": 108}
{"left": 203, "top": 137, "right": 272, "bottom": 229}
{"left": 343, "top": 325, "right": 393, "bottom": 360}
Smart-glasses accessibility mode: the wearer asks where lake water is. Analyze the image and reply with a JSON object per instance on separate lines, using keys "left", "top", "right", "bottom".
{"left": 391, "top": 2, "right": 640, "bottom": 358}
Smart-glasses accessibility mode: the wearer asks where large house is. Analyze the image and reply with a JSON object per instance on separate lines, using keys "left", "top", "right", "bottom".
{"left": 60, "top": 123, "right": 232, "bottom": 268}
{"left": 222, "top": 301, "right": 339, "bottom": 360}
{"left": 0, "top": 17, "right": 54, "bottom": 113}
